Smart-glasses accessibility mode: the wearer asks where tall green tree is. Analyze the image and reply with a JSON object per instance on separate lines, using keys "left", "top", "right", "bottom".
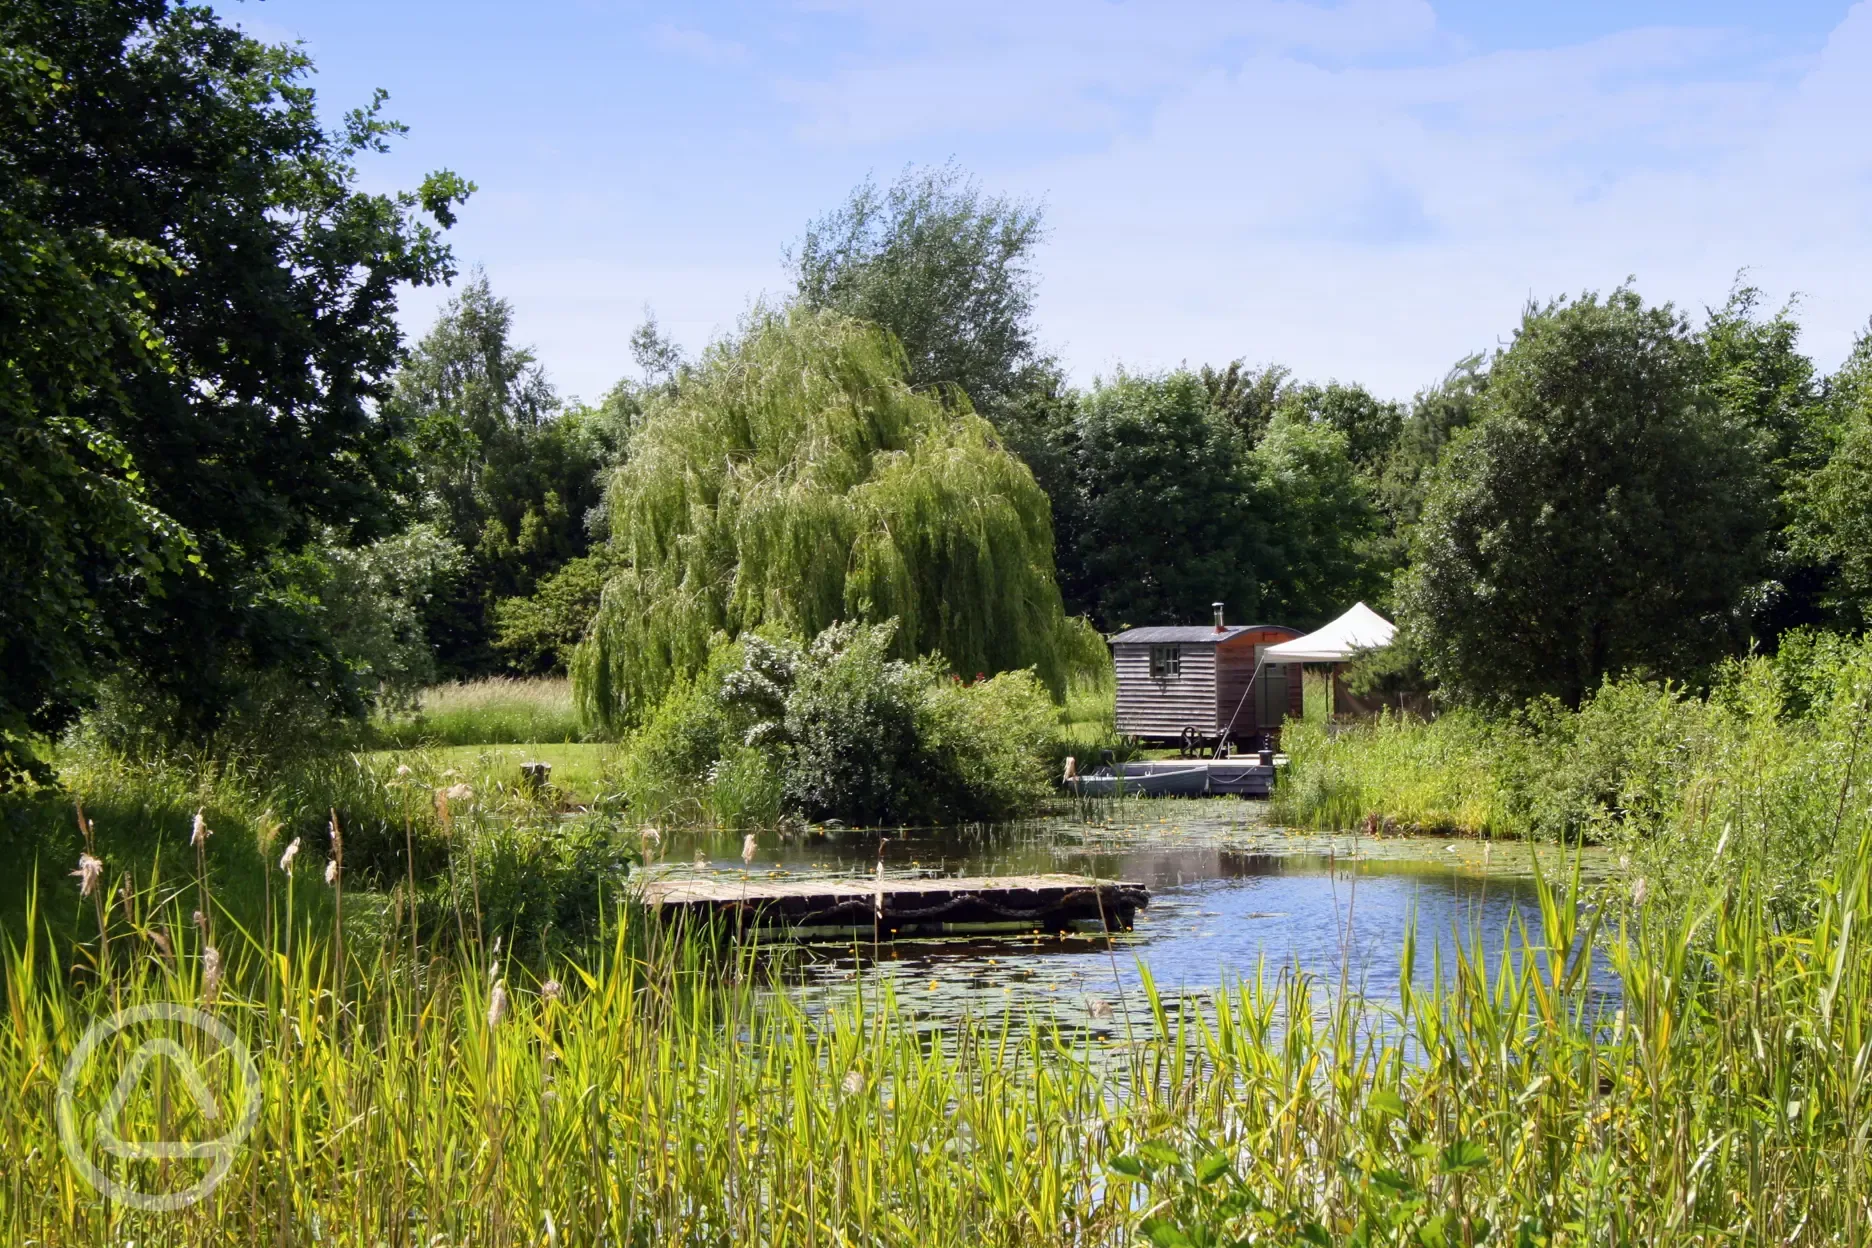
{"left": 790, "top": 164, "right": 1048, "bottom": 418}
{"left": 1701, "top": 284, "right": 1832, "bottom": 638}
{"left": 1049, "top": 371, "right": 1269, "bottom": 631}
{"left": 572, "top": 309, "right": 1088, "bottom": 730}
{"left": 1377, "top": 356, "right": 1488, "bottom": 538}
{"left": 1792, "top": 328, "right": 1872, "bottom": 629}
{"left": 393, "top": 276, "right": 628, "bottom": 674}
{"left": 1274, "top": 381, "right": 1405, "bottom": 474}
{"left": 1199, "top": 360, "right": 1292, "bottom": 444}
{"left": 0, "top": 40, "right": 194, "bottom": 778}
{"left": 1252, "top": 416, "right": 1384, "bottom": 624}
{"left": 1400, "top": 289, "right": 1774, "bottom": 706}
{"left": 1, "top": 0, "right": 469, "bottom": 754}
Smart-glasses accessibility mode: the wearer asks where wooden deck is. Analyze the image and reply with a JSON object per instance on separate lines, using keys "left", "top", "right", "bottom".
{"left": 638, "top": 872, "right": 1149, "bottom": 938}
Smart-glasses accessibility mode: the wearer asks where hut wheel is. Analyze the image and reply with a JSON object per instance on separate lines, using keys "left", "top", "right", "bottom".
{"left": 1179, "top": 726, "right": 1200, "bottom": 758}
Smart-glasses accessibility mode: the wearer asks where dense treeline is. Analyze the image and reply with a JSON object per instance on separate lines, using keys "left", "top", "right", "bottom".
{"left": 6, "top": 2, "right": 1871, "bottom": 776}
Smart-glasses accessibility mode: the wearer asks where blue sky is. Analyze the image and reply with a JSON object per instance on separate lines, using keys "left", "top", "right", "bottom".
{"left": 235, "top": 0, "right": 1872, "bottom": 403}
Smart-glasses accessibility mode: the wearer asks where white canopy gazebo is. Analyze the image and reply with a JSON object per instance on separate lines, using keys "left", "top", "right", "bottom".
{"left": 1263, "top": 602, "right": 1395, "bottom": 662}
{"left": 1262, "top": 603, "right": 1400, "bottom": 719}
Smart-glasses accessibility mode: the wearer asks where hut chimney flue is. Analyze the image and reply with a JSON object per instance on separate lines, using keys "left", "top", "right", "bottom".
{"left": 1213, "top": 602, "right": 1225, "bottom": 633}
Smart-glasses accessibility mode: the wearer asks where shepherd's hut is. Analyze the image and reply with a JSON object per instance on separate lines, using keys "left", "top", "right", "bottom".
{"left": 1109, "top": 605, "right": 1302, "bottom": 752}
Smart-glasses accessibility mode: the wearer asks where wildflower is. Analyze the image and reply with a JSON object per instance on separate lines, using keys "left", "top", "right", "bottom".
{"left": 202, "top": 946, "right": 223, "bottom": 1003}
{"left": 488, "top": 980, "right": 509, "bottom": 1027}
{"left": 325, "top": 858, "right": 340, "bottom": 887}
{"left": 280, "top": 837, "right": 301, "bottom": 873}
{"left": 742, "top": 833, "right": 758, "bottom": 865}
{"left": 541, "top": 979, "right": 563, "bottom": 1005}
{"left": 72, "top": 854, "right": 103, "bottom": 897}
{"left": 190, "top": 808, "right": 211, "bottom": 849}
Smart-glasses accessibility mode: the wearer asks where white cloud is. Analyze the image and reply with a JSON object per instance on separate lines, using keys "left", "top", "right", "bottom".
{"left": 852, "top": 1, "right": 1872, "bottom": 395}
{"left": 650, "top": 22, "right": 752, "bottom": 67}
{"left": 781, "top": 0, "right": 1439, "bottom": 142}
{"left": 389, "top": 0, "right": 1872, "bottom": 405}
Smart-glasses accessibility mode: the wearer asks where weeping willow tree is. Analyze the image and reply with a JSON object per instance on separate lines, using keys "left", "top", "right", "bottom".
{"left": 572, "top": 308, "right": 1096, "bottom": 730}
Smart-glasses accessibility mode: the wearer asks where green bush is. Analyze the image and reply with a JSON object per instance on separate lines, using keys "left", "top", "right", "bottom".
{"left": 617, "top": 620, "right": 1061, "bottom": 826}
{"left": 915, "top": 668, "right": 1057, "bottom": 822}
{"left": 444, "top": 810, "right": 631, "bottom": 951}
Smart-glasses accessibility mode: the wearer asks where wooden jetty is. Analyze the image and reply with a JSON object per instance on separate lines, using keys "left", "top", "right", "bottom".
{"left": 639, "top": 873, "right": 1149, "bottom": 938}
{"left": 1070, "top": 758, "right": 1278, "bottom": 798}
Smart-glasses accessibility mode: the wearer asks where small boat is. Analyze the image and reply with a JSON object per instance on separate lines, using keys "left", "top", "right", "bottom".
{"left": 1069, "top": 758, "right": 1277, "bottom": 798}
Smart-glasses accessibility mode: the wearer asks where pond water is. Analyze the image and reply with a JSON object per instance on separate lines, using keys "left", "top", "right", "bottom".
{"left": 649, "top": 799, "right": 1618, "bottom": 1034}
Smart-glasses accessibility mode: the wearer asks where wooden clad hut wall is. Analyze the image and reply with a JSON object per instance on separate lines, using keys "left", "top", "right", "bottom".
{"left": 1113, "top": 641, "right": 1218, "bottom": 738}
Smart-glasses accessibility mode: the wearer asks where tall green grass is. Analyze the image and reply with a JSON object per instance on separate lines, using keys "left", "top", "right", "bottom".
{"left": 1, "top": 743, "right": 632, "bottom": 957}
{"left": 1274, "top": 636, "right": 1872, "bottom": 907}
{"left": 375, "top": 677, "right": 585, "bottom": 747}
{"left": 6, "top": 826, "right": 1872, "bottom": 1242}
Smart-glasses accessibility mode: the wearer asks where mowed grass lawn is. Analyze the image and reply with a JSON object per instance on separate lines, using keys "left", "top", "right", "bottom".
{"left": 366, "top": 742, "right": 621, "bottom": 802}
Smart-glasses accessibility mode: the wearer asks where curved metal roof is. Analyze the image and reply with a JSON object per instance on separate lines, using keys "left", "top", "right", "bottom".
{"left": 1108, "top": 623, "right": 1297, "bottom": 645}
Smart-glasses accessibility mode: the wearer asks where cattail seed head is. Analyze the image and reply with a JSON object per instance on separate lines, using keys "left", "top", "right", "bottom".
{"left": 1632, "top": 876, "right": 1649, "bottom": 906}
{"left": 841, "top": 1069, "right": 864, "bottom": 1096}
{"left": 190, "top": 808, "right": 210, "bottom": 849}
{"left": 73, "top": 853, "right": 103, "bottom": 897}
{"left": 280, "top": 837, "right": 301, "bottom": 873}
{"left": 488, "top": 980, "right": 509, "bottom": 1028}
{"left": 325, "top": 858, "right": 340, "bottom": 887}
{"left": 741, "top": 833, "right": 758, "bottom": 865}
{"left": 193, "top": 909, "right": 206, "bottom": 932}
{"left": 541, "top": 979, "right": 563, "bottom": 1005}
{"left": 202, "top": 946, "right": 222, "bottom": 1002}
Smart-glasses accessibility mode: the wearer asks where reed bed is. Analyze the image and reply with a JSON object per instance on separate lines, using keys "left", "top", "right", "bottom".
{"left": 6, "top": 831, "right": 1872, "bottom": 1245}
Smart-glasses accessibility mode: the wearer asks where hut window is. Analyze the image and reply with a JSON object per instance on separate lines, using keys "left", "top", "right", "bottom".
{"left": 1149, "top": 645, "right": 1182, "bottom": 679}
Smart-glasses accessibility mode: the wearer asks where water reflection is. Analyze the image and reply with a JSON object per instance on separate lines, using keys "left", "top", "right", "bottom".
{"left": 648, "top": 800, "right": 1616, "bottom": 1034}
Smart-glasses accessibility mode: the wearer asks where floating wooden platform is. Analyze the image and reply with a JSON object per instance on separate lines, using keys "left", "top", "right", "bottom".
{"left": 639, "top": 873, "right": 1149, "bottom": 938}
{"left": 1070, "top": 759, "right": 1279, "bottom": 798}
